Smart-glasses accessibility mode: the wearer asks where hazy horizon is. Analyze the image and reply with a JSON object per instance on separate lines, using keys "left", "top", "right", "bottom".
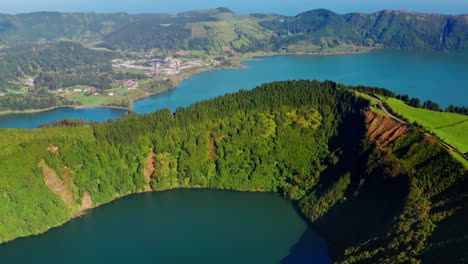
{"left": 0, "top": 0, "right": 467, "bottom": 16}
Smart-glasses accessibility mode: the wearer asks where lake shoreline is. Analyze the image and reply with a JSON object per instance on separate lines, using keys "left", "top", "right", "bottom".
{"left": 0, "top": 48, "right": 375, "bottom": 117}
{"left": 0, "top": 105, "right": 130, "bottom": 116}
{"left": 1, "top": 186, "right": 285, "bottom": 245}
{"left": 0, "top": 188, "right": 328, "bottom": 263}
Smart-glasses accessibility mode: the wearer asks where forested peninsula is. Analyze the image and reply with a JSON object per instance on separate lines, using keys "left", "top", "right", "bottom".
{"left": 0, "top": 8, "right": 467, "bottom": 112}
{"left": 0, "top": 80, "right": 466, "bottom": 263}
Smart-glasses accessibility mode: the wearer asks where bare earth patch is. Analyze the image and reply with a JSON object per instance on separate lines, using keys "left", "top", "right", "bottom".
{"left": 207, "top": 133, "right": 216, "bottom": 162}
{"left": 144, "top": 150, "right": 155, "bottom": 188}
{"left": 366, "top": 111, "right": 410, "bottom": 148}
{"left": 38, "top": 159, "right": 74, "bottom": 207}
{"left": 47, "top": 145, "right": 59, "bottom": 152}
{"left": 81, "top": 192, "right": 93, "bottom": 210}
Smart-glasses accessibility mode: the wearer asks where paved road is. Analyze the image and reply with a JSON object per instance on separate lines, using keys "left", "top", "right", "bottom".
{"left": 372, "top": 96, "right": 460, "bottom": 154}
{"left": 374, "top": 97, "right": 406, "bottom": 124}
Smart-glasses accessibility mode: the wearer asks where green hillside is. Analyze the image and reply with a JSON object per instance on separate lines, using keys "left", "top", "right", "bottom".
{"left": 100, "top": 10, "right": 275, "bottom": 53}
{"left": 0, "top": 42, "right": 125, "bottom": 111}
{"left": 0, "top": 9, "right": 466, "bottom": 53}
{"left": 0, "top": 41, "right": 115, "bottom": 88}
{"left": 101, "top": 9, "right": 468, "bottom": 53}
{"left": 0, "top": 12, "right": 136, "bottom": 44}
{"left": 345, "top": 10, "right": 468, "bottom": 51}
{"left": 260, "top": 9, "right": 468, "bottom": 52}
{"left": 0, "top": 80, "right": 465, "bottom": 263}
{"left": 384, "top": 97, "right": 468, "bottom": 154}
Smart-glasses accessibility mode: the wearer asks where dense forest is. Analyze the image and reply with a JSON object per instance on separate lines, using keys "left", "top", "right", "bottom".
{"left": 0, "top": 9, "right": 225, "bottom": 45}
{"left": 0, "top": 93, "right": 78, "bottom": 111}
{"left": 0, "top": 80, "right": 465, "bottom": 263}
{"left": 0, "top": 41, "right": 116, "bottom": 90}
{"left": 0, "top": 12, "right": 135, "bottom": 44}
{"left": 102, "top": 23, "right": 192, "bottom": 51}
{"left": 0, "top": 42, "right": 128, "bottom": 111}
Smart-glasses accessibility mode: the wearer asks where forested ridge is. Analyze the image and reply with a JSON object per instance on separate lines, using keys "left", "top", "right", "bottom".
{"left": 0, "top": 8, "right": 466, "bottom": 52}
{"left": 0, "top": 41, "right": 151, "bottom": 111}
{"left": 0, "top": 80, "right": 465, "bottom": 263}
{"left": 260, "top": 9, "right": 468, "bottom": 52}
{"left": 0, "top": 42, "right": 115, "bottom": 88}
{"left": 0, "top": 42, "right": 115, "bottom": 111}
{"left": 100, "top": 9, "right": 468, "bottom": 53}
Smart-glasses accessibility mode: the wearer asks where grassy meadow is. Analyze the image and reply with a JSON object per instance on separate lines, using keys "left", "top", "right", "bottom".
{"left": 68, "top": 93, "right": 109, "bottom": 106}
{"left": 383, "top": 97, "right": 468, "bottom": 154}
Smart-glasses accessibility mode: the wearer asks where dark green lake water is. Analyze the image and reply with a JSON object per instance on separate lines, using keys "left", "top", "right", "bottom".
{"left": 0, "top": 189, "right": 329, "bottom": 263}
{"left": 1, "top": 49, "right": 466, "bottom": 128}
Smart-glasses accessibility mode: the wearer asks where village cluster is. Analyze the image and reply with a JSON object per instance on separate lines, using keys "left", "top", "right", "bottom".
{"left": 112, "top": 56, "right": 218, "bottom": 77}
{"left": 8, "top": 56, "right": 219, "bottom": 99}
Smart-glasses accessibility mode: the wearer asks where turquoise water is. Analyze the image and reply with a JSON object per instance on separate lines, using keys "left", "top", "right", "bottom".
{"left": 0, "top": 189, "right": 330, "bottom": 263}
{"left": 1, "top": 49, "right": 467, "bottom": 129}
{"left": 134, "top": 49, "right": 468, "bottom": 114}
{"left": 0, "top": 107, "right": 127, "bottom": 129}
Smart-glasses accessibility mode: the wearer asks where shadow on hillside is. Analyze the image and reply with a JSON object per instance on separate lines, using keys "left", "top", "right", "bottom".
{"left": 422, "top": 176, "right": 468, "bottom": 264}
{"left": 283, "top": 110, "right": 410, "bottom": 262}
{"left": 322, "top": 111, "right": 408, "bottom": 258}
{"left": 280, "top": 228, "right": 331, "bottom": 264}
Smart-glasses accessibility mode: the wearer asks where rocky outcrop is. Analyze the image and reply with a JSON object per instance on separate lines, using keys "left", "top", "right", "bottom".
{"left": 81, "top": 192, "right": 93, "bottom": 211}
{"left": 366, "top": 111, "right": 411, "bottom": 148}
{"left": 38, "top": 160, "right": 74, "bottom": 207}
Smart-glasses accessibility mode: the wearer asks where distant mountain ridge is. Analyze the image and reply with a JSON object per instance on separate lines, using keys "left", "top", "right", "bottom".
{"left": 0, "top": 8, "right": 466, "bottom": 52}
{"left": 260, "top": 9, "right": 468, "bottom": 52}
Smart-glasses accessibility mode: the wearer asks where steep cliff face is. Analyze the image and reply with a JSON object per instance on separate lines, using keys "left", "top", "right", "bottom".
{"left": 300, "top": 111, "right": 467, "bottom": 264}
{"left": 365, "top": 111, "right": 410, "bottom": 148}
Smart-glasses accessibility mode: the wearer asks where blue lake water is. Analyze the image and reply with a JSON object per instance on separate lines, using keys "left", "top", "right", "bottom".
{"left": 1, "top": 49, "right": 467, "bottom": 129}
{"left": 0, "top": 189, "right": 330, "bottom": 264}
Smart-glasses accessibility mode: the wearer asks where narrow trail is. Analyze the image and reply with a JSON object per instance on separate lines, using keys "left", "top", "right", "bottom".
{"left": 374, "top": 98, "right": 406, "bottom": 124}
{"left": 372, "top": 96, "right": 466, "bottom": 159}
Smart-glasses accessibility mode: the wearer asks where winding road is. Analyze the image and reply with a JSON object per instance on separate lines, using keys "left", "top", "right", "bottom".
{"left": 372, "top": 96, "right": 464, "bottom": 156}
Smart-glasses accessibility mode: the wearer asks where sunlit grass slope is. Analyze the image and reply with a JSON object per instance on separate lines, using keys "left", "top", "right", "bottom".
{"left": 383, "top": 97, "right": 468, "bottom": 154}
